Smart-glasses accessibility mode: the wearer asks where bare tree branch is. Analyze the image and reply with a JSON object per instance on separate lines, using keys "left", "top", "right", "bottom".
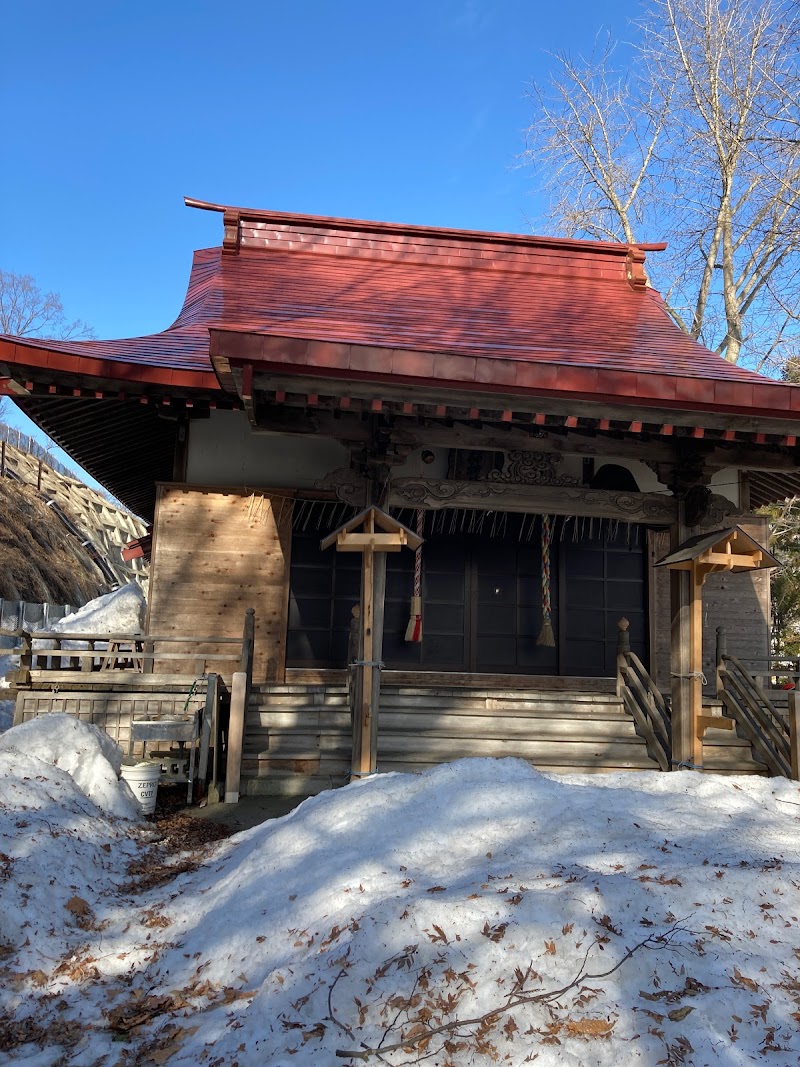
{"left": 0, "top": 270, "right": 95, "bottom": 341}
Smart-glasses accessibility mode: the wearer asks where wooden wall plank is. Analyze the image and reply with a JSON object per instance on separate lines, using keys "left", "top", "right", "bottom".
{"left": 148, "top": 486, "right": 292, "bottom": 682}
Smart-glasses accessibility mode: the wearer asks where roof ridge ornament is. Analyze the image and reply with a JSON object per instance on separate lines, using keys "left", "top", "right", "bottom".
{"left": 222, "top": 208, "right": 241, "bottom": 255}
{"left": 626, "top": 246, "right": 649, "bottom": 290}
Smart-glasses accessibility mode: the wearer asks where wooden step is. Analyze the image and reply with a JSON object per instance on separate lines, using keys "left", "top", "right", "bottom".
{"left": 376, "top": 713, "right": 640, "bottom": 741}
{"left": 378, "top": 685, "right": 621, "bottom": 701}
{"left": 253, "top": 684, "right": 348, "bottom": 695}
{"left": 242, "top": 678, "right": 665, "bottom": 793}
{"left": 248, "top": 694, "right": 350, "bottom": 711}
{"left": 379, "top": 752, "right": 658, "bottom": 773}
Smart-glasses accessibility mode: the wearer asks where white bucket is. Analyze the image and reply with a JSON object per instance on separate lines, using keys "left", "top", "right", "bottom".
{"left": 120, "top": 762, "right": 161, "bottom": 816}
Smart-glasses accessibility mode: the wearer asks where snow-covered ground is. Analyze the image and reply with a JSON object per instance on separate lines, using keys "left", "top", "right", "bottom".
{"left": 3, "top": 721, "right": 800, "bottom": 1066}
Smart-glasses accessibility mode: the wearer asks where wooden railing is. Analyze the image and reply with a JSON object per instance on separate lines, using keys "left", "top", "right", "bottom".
{"left": 715, "top": 627, "right": 799, "bottom": 779}
{"left": 1, "top": 612, "right": 256, "bottom": 688}
{"left": 616, "top": 618, "right": 672, "bottom": 771}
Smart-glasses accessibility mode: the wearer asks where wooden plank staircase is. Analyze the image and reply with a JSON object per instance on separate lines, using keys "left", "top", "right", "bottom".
{"left": 245, "top": 620, "right": 795, "bottom": 795}
{"left": 244, "top": 680, "right": 661, "bottom": 796}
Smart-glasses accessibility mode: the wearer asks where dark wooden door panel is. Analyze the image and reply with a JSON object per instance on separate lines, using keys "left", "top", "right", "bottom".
{"left": 287, "top": 518, "right": 647, "bottom": 677}
{"left": 561, "top": 528, "right": 647, "bottom": 676}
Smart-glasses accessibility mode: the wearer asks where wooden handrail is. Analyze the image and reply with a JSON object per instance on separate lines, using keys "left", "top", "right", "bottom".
{"left": 717, "top": 659, "right": 791, "bottom": 778}
{"left": 715, "top": 627, "right": 794, "bottom": 778}
{"left": 617, "top": 618, "right": 671, "bottom": 771}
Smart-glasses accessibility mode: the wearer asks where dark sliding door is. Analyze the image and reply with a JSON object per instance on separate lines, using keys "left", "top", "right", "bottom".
{"left": 286, "top": 515, "right": 647, "bottom": 676}
{"left": 560, "top": 525, "right": 648, "bottom": 676}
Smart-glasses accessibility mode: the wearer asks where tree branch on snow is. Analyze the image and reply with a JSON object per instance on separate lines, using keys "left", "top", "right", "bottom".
{"left": 332, "top": 922, "right": 688, "bottom": 1063}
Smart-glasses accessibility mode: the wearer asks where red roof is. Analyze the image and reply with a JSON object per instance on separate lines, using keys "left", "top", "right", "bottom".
{"left": 0, "top": 250, "right": 221, "bottom": 390}
{"left": 0, "top": 198, "right": 796, "bottom": 421}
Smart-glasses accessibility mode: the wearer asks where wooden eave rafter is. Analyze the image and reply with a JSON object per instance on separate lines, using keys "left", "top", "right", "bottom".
{"left": 219, "top": 359, "right": 800, "bottom": 461}
{"left": 211, "top": 340, "right": 800, "bottom": 440}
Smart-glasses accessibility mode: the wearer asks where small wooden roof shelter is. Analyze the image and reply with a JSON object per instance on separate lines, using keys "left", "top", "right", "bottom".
{"left": 656, "top": 527, "right": 779, "bottom": 768}
{"left": 320, "top": 506, "right": 423, "bottom": 553}
{"left": 656, "top": 527, "right": 780, "bottom": 573}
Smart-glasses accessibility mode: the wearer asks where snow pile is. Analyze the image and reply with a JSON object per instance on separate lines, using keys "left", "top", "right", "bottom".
{"left": 50, "top": 582, "right": 146, "bottom": 635}
{"left": 0, "top": 714, "right": 140, "bottom": 818}
{"left": 0, "top": 718, "right": 145, "bottom": 1005}
{"left": 3, "top": 757, "right": 800, "bottom": 1064}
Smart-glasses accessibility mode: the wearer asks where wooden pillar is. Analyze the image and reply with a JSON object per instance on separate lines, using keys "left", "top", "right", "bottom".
{"left": 789, "top": 690, "right": 800, "bottom": 782}
{"left": 353, "top": 533, "right": 375, "bottom": 777}
{"left": 224, "top": 671, "right": 247, "bottom": 804}
{"left": 352, "top": 511, "right": 388, "bottom": 780}
{"left": 669, "top": 511, "right": 693, "bottom": 768}
{"left": 688, "top": 563, "right": 705, "bottom": 768}
{"left": 369, "top": 552, "right": 387, "bottom": 766}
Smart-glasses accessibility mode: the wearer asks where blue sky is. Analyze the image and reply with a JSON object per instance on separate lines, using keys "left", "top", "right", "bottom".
{"left": 1, "top": 0, "right": 638, "bottom": 490}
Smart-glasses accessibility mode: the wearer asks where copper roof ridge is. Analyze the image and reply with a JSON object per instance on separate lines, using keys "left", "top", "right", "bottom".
{"left": 184, "top": 196, "right": 668, "bottom": 258}
{"left": 228, "top": 239, "right": 652, "bottom": 285}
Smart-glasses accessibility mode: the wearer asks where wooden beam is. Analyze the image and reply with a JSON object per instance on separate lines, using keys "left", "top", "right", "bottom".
{"left": 248, "top": 406, "right": 800, "bottom": 472}
{"left": 337, "top": 531, "right": 408, "bottom": 549}
{"left": 253, "top": 367, "right": 800, "bottom": 435}
{"left": 390, "top": 477, "right": 677, "bottom": 524}
{"left": 696, "top": 714, "right": 735, "bottom": 737}
{"left": 697, "top": 550, "right": 762, "bottom": 569}
{"left": 241, "top": 362, "right": 254, "bottom": 401}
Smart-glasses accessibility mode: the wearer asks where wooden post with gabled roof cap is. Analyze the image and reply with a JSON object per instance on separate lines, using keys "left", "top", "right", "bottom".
{"left": 657, "top": 526, "right": 779, "bottom": 770}
{"left": 322, "top": 506, "right": 422, "bottom": 781}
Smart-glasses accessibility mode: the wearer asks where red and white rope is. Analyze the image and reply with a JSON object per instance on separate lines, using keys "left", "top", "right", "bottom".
{"left": 405, "top": 508, "right": 424, "bottom": 642}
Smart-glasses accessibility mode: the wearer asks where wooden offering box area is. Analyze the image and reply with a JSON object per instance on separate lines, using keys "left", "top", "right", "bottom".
{"left": 3, "top": 199, "right": 800, "bottom": 795}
